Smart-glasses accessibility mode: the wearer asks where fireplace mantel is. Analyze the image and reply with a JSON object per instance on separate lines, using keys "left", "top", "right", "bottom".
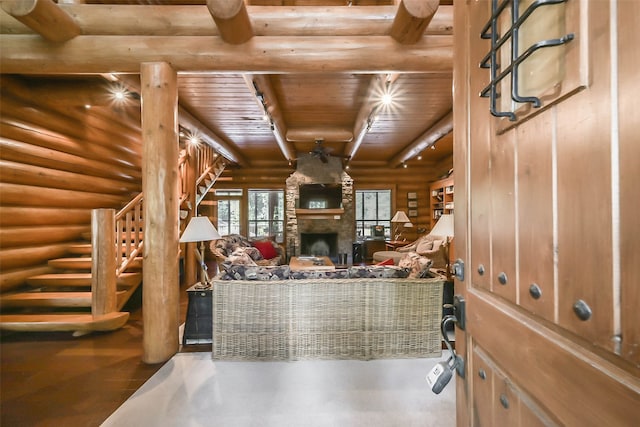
{"left": 295, "top": 208, "right": 344, "bottom": 217}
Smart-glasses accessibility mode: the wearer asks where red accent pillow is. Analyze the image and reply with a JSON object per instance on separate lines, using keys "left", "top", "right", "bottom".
{"left": 376, "top": 258, "right": 395, "bottom": 266}
{"left": 252, "top": 240, "right": 278, "bottom": 260}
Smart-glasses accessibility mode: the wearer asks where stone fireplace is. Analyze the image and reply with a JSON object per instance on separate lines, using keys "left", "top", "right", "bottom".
{"left": 286, "top": 156, "right": 355, "bottom": 263}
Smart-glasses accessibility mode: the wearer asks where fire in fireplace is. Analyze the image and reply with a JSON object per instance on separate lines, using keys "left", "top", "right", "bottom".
{"left": 300, "top": 233, "right": 338, "bottom": 258}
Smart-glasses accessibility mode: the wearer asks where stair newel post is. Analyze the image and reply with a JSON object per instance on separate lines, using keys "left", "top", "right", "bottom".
{"left": 91, "top": 208, "right": 117, "bottom": 316}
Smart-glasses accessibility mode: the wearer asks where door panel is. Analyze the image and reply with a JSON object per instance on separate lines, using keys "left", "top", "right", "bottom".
{"left": 490, "top": 131, "right": 516, "bottom": 303}
{"left": 516, "top": 112, "right": 555, "bottom": 321}
{"left": 455, "top": 0, "right": 640, "bottom": 425}
{"left": 469, "top": 0, "right": 492, "bottom": 292}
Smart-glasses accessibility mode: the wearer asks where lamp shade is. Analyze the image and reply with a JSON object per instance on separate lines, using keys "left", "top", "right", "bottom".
{"left": 179, "top": 216, "right": 221, "bottom": 243}
{"left": 391, "top": 210, "right": 410, "bottom": 223}
{"left": 430, "top": 213, "right": 454, "bottom": 237}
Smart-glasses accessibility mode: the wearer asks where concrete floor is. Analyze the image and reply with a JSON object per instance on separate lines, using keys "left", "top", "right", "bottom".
{"left": 101, "top": 352, "right": 456, "bottom": 427}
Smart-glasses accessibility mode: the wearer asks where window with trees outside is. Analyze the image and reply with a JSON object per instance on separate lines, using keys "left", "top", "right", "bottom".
{"left": 215, "top": 189, "right": 242, "bottom": 236}
{"left": 355, "top": 189, "right": 392, "bottom": 239}
{"left": 248, "top": 189, "right": 284, "bottom": 243}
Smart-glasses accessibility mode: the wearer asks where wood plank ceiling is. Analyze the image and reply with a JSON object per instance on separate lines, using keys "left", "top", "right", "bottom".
{"left": 0, "top": 0, "right": 454, "bottom": 174}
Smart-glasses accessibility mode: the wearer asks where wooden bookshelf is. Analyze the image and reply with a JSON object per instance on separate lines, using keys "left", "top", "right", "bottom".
{"left": 429, "top": 176, "right": 454, "bottom": 231}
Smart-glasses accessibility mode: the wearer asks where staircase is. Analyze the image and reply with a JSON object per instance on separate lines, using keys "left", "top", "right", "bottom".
{"left": 0, "top": 196, "right": 144, "bottom": 334}
{"left": 0, "top": 145, "right": 225, "bottom": 334}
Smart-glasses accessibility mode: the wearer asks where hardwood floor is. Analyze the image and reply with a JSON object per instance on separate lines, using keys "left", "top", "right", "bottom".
{"left": 0, "top": 282, "right": 207, "bottom": 427}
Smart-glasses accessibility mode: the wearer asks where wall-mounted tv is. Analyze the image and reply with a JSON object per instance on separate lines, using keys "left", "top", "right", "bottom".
{"left": 298, "top": 183, "right": 342, "bottom": 209}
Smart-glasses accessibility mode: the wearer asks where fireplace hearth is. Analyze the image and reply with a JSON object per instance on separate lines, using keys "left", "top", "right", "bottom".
{"left": 301, "top": 233, "right": 338, "bottom": 258}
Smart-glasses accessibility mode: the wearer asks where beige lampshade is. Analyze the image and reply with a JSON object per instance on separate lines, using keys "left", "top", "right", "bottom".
{"left": 391, "top": 210, "right": 410, "bottom": 223}
{"left": 179, "top": 216, "right": 221, "bottom": 243}
{"left": 430, "top": 213, "right": 454, "bottom": 237}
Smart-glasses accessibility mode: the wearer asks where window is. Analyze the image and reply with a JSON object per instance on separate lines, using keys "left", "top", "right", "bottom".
{"left": 355, "top": 190, "right": 392, "bottom": 239}
{"left": 248, "top": 189, "right": 284, "bottom": 243}
{"left": 215, "top": 189, "right": 242, "bottom": 236}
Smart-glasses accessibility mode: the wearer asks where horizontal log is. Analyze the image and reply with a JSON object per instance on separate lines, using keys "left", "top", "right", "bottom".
{"left": 0, "top": 5, "right": 453, "bottom": 37}
{"left": 286, "top": 127, "right": 353, "bottom": 143}
{"left": 0, "top": 0, "right": 80, "bottom": 43}
{"left": 0, "top": 206, "right": 91, "bottom": 226}
{"left": 0, "top": 160, "right": 141, "bottom": 195}
{"left": 0, "top": 121, "right": 142, "bottom": 173}
{"left": 0, "top": 225, "right": 89, "bottom": 248}
{"left": 0, "top": 94, "right": 142, "bottom": 166}
{"left": 0, "top": 35, "right": 453, "bottom": 74}
{"left": 0, "top": 264, "right": 53, "bottom": 292}
{"left": 0, "top": 244, "right": 70, "bottom": 271}
{"left": 0, "top": 183, "right": 126, "bottom": 209}
{"left": 0, "top": 137, "right": 142, "bottom": 181}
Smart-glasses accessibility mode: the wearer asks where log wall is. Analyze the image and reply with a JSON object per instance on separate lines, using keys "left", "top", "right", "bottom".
{"left": 0, "top": 75, "right": 142, "bottom": 291}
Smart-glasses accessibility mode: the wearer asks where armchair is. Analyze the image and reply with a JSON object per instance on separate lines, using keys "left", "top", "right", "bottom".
{"left": 372, "top": 234, "right": 448, "bottom": 269}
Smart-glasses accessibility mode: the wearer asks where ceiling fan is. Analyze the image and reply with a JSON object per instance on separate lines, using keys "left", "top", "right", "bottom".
{"left": 310, "top": 138, "right": 332, "bottom": 163}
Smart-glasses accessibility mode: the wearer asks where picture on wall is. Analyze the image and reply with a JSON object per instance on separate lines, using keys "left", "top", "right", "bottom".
{"left": 408, "top": 209, "right": 418, "bottom": 217}
{"left": 408, "top": 200, "right": 418, "bottom": 208}
{"left": 407, "top": 192, "right": 417, "bottom": 200}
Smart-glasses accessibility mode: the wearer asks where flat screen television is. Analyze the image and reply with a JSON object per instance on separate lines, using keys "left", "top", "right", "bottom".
{"left": 298, "top": 183, "right": 342, "bottom": 209}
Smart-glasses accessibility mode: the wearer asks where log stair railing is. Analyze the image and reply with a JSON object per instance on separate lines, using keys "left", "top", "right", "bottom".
{"left": 179, "top": 145, "right": 226, "bottom": 217}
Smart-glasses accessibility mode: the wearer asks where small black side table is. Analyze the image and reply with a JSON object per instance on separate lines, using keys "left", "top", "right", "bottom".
{"left": 182, "top": 284, "right": 212, "bottom": 345}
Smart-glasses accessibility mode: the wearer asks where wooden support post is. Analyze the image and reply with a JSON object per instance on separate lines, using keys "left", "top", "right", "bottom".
{"left": 390, "top": 0, "right": 440, "bottom": 44}
{"left": 0, "top": 0, "right": 80, "bottom": 42}
{"left": 141, "top": 62, "right": 180, "bottom": 365}
{"left": 91, "top": 209, "right": 117, "bottom": 316}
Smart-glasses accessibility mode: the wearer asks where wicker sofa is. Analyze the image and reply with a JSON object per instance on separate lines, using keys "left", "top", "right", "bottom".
{"left": 211, "top": 266, "right": 446, "bottom": 361}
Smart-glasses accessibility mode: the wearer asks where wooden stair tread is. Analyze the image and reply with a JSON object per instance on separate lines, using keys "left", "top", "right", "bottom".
{"left": 1, "top": 291, "right": 127, "bottom": 308}
{"left": 48, "top": 257, "right": 142, "bottom": 270}
{"left": 68, "top": 243, "right": 141, "bottom": 254}
{"left": 0, "top": 312, "right": 129, "bottom": 332}
{"left": 26, "top": 272, "right": 141, "bottom": 287}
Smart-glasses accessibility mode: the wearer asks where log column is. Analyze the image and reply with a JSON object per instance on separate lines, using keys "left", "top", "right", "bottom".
{"left": 140, "top": 62, "right": 180, "bottom": 364}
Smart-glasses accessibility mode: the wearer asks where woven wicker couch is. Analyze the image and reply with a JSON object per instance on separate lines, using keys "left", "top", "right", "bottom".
{"left": 211, "top": 274, "right": 445, "bottom": 361}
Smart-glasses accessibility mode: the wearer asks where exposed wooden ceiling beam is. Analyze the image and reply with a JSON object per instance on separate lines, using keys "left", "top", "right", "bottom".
{"left": 117, "top": 74, "right": 248, "bottom": 167}
{"left": 0, "top": 5, "right": 453, "bottom": 37}
{"left": 0, "top": 0, "right": 79, "bottom": 42}
{"left": 0, "top": 35, "right": 452, "bottom": 74}
{"left": 390, "top": 0, "right": 440, "bottom": 44}
{"left": 286, "top": 127, "right": 353, "bottom": 143}
{"left": 388, "top": 110, "right": 453, "bottom": 167}
{"left": 207, "top": 0, "right": 253, "bottom": 44}
{"left": 346, "top": 74, "right": 386, "bottom": 161}
{"left": 244, "top": 74, "right": 296, "bottom": 162}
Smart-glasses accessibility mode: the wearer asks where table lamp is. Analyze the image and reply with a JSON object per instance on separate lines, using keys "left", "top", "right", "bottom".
{"left": 179, "top": 216, "right": 221, "bottom": 287}
{"left": 430, "top": 214, "right": 454, "bottom": 279}
{"left": 391, "top": 210, "right": 411, "bottom": 241}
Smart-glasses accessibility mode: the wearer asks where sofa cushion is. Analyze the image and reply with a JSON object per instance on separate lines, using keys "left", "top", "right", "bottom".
{"left": 348, "top": 265, "right": 410, "bottom": 278}
{"left": 218, "top": 264, "right": 291, "bottom": 281}
{"left": 252, "top": 240, "right": 278, "bottom": 260}
{"left": 289, "top": 269, "right": 350, "bottom": 280}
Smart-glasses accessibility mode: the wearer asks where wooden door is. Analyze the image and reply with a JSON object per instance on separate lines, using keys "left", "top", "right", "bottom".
{"left": 453, "top": 1, "right": 640, "bottom": 425}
